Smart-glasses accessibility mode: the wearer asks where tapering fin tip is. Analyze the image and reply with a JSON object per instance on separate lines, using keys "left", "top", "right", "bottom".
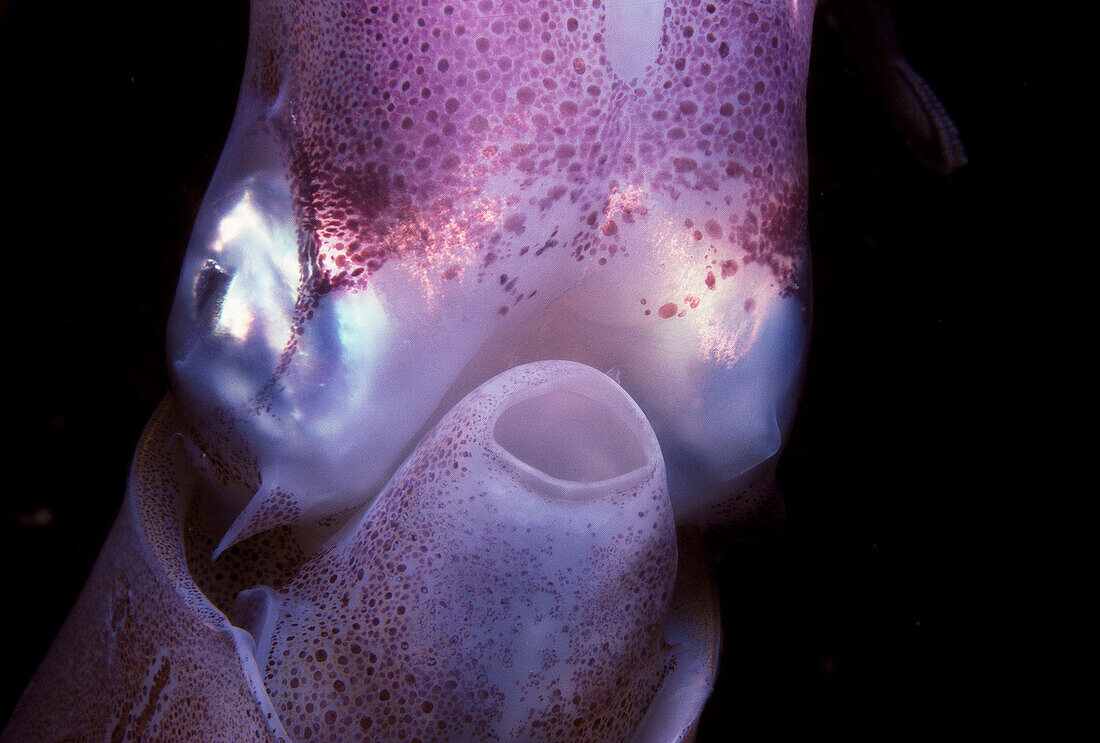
{"left": 213, "top": 483, "right": 302, "bottom": 559}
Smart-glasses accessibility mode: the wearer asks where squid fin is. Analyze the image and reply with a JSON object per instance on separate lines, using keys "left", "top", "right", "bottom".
{"left": 214, "top": 483, "right": 303, "bottom": 559}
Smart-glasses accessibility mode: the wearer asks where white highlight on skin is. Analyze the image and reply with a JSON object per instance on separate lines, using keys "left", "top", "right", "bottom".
{"left": 165, "top": 0, "right": 817, "bottom": 549}
{"left": 604, "top": 0, "right": 666, "bottom": 83}
{"left": 211, "top": 191, "right": 298, "bottom": 347}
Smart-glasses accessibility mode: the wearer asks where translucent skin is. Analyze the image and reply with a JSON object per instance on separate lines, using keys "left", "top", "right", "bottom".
{"left": 1, "top": 366, "right": 718, "bottom": 742}
{"left": 167, "top": 0, "right": 816, "bottom": 551}
{"left": 260, "top": 362, "right": 678, "bottom": 741}
{"left": 1, "top": 402, "right": 283, "bottom": 742}
{"left": 6, "top": 2, "right": 817, "bottom": 740}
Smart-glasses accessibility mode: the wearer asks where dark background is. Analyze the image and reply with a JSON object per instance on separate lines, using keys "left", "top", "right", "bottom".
{"left": 1, "top": 0, "right": 1030, "bottom": 737}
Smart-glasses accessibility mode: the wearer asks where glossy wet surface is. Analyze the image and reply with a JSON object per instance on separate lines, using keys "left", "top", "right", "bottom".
{"left": 3, "top": 0, "right": 1013, "bottom": 737}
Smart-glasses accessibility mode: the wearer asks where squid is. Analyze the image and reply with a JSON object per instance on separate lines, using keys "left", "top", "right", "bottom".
{"left": 5, "top": 1, "right": 833, "bottom": 740}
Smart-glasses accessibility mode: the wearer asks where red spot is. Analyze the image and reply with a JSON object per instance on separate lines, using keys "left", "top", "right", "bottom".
{"left": 685, "top": 294, "right": 700, "bottom": 309}
{"left": 601, "top": 220, "right": 618, "bottom": 236}
{"left": 705, "top": 271, "right": 716, "bottom": 290}
{"left": 658, "top": 303, "right": 678, "bottom": 319}
{"left": 721, "top": 259, "right": 738, "bottom": 278}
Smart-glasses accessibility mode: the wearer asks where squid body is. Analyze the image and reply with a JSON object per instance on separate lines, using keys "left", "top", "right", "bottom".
{"left": 4, "top": 1, "right": 817, "bottom": 740}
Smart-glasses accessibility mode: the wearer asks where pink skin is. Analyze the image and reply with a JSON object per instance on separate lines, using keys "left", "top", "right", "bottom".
{"left": 2, "top": 365, "right": 716, "bottom": 742}
{"left": 1, "top": 402, "right": 283, "bottom": 742}
{"left": 260, "top": 362, "right": 678, "bottom": 741}
{"left": 168, "top": 0, "right": 815, "bottom": 551}
{"left": 5, "top": 1, "right": 817, "bottom": 741}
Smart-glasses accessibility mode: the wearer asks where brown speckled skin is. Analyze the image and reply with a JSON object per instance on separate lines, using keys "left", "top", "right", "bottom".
{"left": 240, "top": 0, "right": 814, "bottom": 293}
{"left": 2, "top": 366, "right": 714, "bottom": 743}
{"left": 168, "top": 0, "right": 817, "bottom": 544}
{"left": 1, "top": 401, "right": 280, "bottom": 743}
{"left": 6, "top": 0, "right": 820, "bottom": 737}
{"left": 262, "top": 362, "right": 677, "bottom": 742}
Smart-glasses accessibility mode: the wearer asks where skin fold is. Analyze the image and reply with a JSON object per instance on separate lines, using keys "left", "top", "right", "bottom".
{"left": 7, "top": 2, "right": 819, "bottom": 740}
{"left": 3, "top": 367, "right": 719, "bottom": 742}
{"left": 4, "top": 0, "right": 976, "bottom": 739}
{"left": 6, "top": 1, "right": 982, "bottom": 740}
{"left": 166, "top": 0, "right": 817, "bottom": 553}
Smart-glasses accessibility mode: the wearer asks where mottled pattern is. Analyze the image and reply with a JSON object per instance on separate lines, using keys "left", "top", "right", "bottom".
{"left": 9, "top": 4, "right": 821, "bottom": 737}
{"left": 218, "top": 486, "right": 306, "bottom": 554}
{"left": 182, "top": 404, "right": 262, "bottom": 500}
{"left": 250, "top": 0, "right": 811, "bottom": 295}
{"left": 707, "top": 464, "right": 785, "bottom": 533}
{"left": 630, "top": 527, "right": 721, "bottom": 743}
{"left": 186, "top": 510, "right": 307, "bottom": 615}
{"left": 4, "top": 368, "right": 721, "bottom": 742}
{"left": 168, "top": 0, "right": 816, "bottom": 549}
{"left": 1, "top": 401, "right": 283, "bottom": 742}
{"left": 261, "top": 362, "right": 677, "bottom": 742}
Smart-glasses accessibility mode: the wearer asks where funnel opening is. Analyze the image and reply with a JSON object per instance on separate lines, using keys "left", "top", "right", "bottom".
{"left": 493, "top": 388, "right": 647, "bottom": 484}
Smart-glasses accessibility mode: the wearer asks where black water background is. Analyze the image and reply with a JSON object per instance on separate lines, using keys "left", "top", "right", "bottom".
{"left": 1, "top": 1, "right": 1036, "bottom": 736}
